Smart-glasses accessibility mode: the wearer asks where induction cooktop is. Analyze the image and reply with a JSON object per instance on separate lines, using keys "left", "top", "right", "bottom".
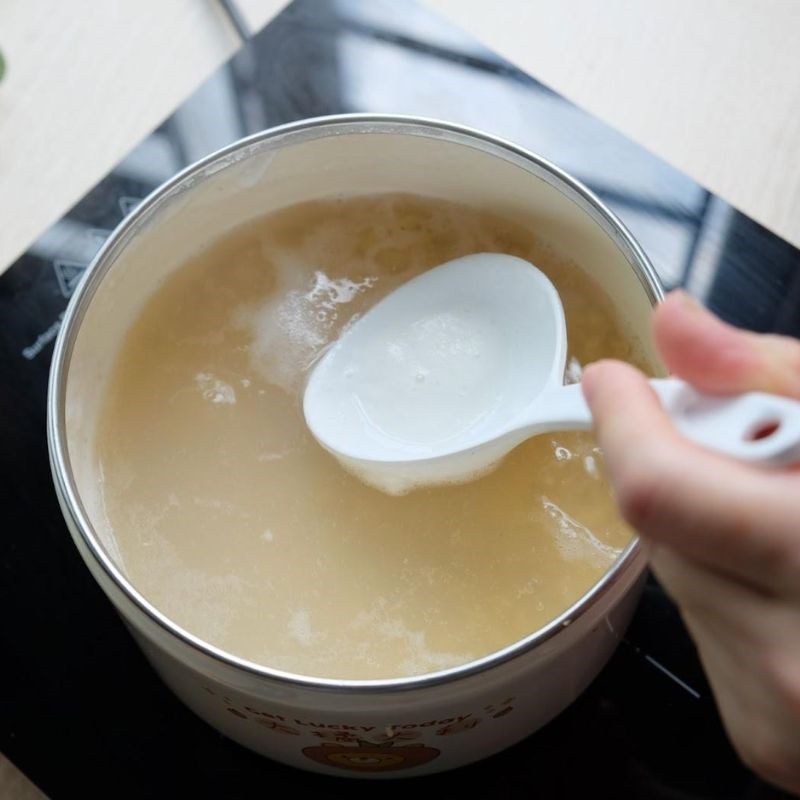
{"left": 2, "top": 1, "right": 798, "bottom": 797}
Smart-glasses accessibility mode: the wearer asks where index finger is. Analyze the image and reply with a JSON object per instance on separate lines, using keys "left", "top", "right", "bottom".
{"left": 654, "top": 291, "right": 800, "bottom": 398}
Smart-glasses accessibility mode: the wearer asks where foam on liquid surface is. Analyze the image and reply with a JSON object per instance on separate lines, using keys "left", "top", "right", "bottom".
{"left": 95, "top": 194, "right": 648, "bottom": 680}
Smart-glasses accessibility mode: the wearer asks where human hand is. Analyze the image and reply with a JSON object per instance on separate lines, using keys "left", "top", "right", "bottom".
{"left": 583, "top": 290, "right": 800, "bottom": 795}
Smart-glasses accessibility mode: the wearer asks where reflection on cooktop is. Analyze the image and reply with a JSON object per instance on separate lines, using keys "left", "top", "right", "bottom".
{"left": 1, "top": 1, "right": 797, "bottom": 798}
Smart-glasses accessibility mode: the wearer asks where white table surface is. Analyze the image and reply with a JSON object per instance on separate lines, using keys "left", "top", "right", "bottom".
{"left": 1, "top": 1, "right": 798, "bottom": 795}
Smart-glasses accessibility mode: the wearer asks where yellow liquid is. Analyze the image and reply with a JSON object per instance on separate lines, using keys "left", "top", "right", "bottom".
{"left": 96, "top": 194, "right": 647, "bottom": 680}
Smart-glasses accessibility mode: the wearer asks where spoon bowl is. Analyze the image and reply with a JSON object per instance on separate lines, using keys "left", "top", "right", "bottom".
{"left": 304, "top": 254, "right": 568, "bottom": 492}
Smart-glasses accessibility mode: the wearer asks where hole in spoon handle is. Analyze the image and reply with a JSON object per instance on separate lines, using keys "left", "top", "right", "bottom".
{"left": 648, "top": 378, "right": 800, "bottom": 466}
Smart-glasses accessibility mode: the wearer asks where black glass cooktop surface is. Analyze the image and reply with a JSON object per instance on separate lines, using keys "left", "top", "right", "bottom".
{"left": 2, "top": 1, "right": 798, "bottom": 797}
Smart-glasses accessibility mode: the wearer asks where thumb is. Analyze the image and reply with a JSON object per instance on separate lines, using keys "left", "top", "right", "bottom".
{"left": 653, "top": 291, "right": 800, "bottom": 399}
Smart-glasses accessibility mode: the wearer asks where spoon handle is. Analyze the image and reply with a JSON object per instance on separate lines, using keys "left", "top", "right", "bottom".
{"left": 536, "top": 378, "right": 800, "bottom": 466}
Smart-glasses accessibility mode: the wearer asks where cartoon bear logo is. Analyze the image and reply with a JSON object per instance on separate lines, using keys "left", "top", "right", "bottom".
{"left": 302, "top": 740, "right": 441, "bottom": 772}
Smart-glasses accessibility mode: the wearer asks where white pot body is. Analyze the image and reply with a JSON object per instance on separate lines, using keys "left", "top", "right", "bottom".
{"left": 49, "top": 116, "right": 662, "bottom": 778}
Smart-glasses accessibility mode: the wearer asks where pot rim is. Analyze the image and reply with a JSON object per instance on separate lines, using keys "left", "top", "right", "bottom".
{"left": 47, "top": 113, "right": 663, "bottom": 694}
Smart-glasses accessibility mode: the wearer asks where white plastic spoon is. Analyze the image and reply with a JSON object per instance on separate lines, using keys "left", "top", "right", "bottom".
{"left": 304, "top": 253, "right": 800, "bottom": 494}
